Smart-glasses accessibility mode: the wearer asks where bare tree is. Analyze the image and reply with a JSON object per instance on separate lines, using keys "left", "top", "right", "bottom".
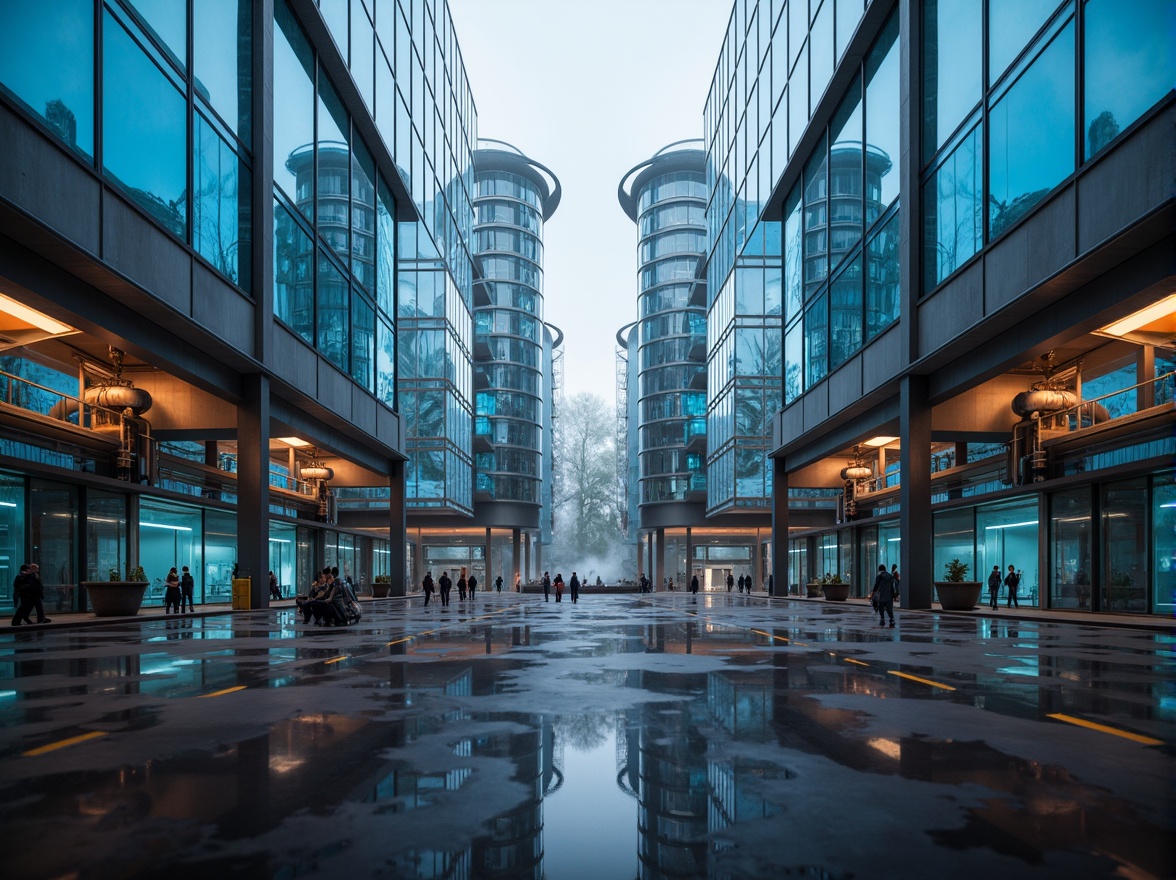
{"left": 551, "top": 392, "right": 622, "bottom": 570}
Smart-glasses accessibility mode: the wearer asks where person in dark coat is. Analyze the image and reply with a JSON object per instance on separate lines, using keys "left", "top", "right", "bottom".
{"left": 164, "top": 567, "right": 182, "bottom": 613}
{"left": 269, "top": 570, "right": 281, "bottom": 600}
{"left": 298, "top": 574, "right": 329, "bottom": 623}
{"left": 457, "top": 570, "right": 467, "bottom": 601}
{"left": 468, "top": 573, "right": 478, "bottom": 599}
{"left": 180, "top": 566, "right": 195, "bottom": 612}
{"left": 727, "top": 573, "right": 734, "bottom": 592}
{"left": 690, "top": 574, "right": 699, "bottom": 602}
{"left": 11, "top": 564, "right": 32, "bottom": 626}
{"left": 1004, "top": 565, "right": 1020, "bottom": 608}
{"left": 987, "top": 566, "right": 1002, "bottom": 610}
{"left": 871, "top": 564, "right": 897, "bottom": 627}
{"left": 554, "top": 573, "right": 564, "bottom": 602}
{"left": 438, "top": 571, "right": 452, "bottom": 607}
{"left": 495, "top": 575, "right": 503, "bottom": 593}
{"left": 542, "top": 571, "right": 551, "bottom": 602}
{"left": 569, "top": 572, "right": 580, "bottom": 604}
{"left": 422, "top": 571, "right": 435, "bottom": 606}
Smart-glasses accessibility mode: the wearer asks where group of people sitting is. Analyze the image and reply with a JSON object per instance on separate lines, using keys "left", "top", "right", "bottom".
{"left": 295, "top": 567, "right": 361, "bottom": 626}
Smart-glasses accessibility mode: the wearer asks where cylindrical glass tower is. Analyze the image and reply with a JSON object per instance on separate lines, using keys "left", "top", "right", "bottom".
{"left": 472, "top": 140, "right": 561, "bottom": 514}
{"left": 619, "top": 141, "right": 708, "bottom": 511}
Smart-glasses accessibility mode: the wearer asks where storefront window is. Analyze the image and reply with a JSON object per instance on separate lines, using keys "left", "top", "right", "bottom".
{"left": 205, "top": 509, "right": 237, "bottom": 601}
{"left": 858, "top": 525, "right": 878, "bottom": 597}
{"left": 140, "top": 499, "right": 203, "bottom": 606}
{"left": 977, "top": 497, "right": 1039, "bottom": 606}
{"left": 297, "top": 526, "right": 314, "bottom": 592}
{"left": 1051, "top": 487, "right": 1091, "bottom": 609}
{"left": 838, "top": 530, "right": 854, "bottom": 592}
{"left": 819, "top": 532, "right": 840, "bottom": 581}
{"left": 269, "top": 521, "right": 296, "bottom": 596}
{"left": 933, "top": 508, "right": 974, "bottom": 600}
{"left": 30, "top": 479, "right": 76, "bottom": 604}
{"left": 85, "top": 489, "right": 126, "bottom": 583}
{"left": 788, "top": 539, "right": 807, "bottom": 594}
{"left": 0, "top": 472, "right": 26, "bottom": 604}
{"left": 1153, "top": 473, "right": 1175, "bottom": 615}
{"left": 878, "top": 520, "right": 900, "bottom": 572}
{"left": 1102, "top": 477, "right": 1147, "bottom": 613}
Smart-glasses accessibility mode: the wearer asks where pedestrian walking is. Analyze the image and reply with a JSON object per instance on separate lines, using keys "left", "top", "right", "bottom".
{"left": 891, "top": 565, "right": 901, "bottom": 594}
{"left": 727, "top": 573, "right": 734, "bottom": 592}
{"left": 871, "top": 564, "right": 897, "bottom": 627}
{"left": 554, "top": 573, "right": 564, "bottom": 603}
{"left": 180, "top": 566, "right": 195, "bottom": 612}
{"left": 542, "top": 571, "right": 551, "bottom": 602}
{"left": 987, "top": 566, "right": 1002, "bottom": 610}
{"left": 269, "top": 570, "right": 281, "bottom": 600}
{"left": 457, "top": 567, "right": 467, "bottom": 601}
{"left": 1005, "top": 565, "right": 1020, "bottom": 608}
{"left": 439, "top": 571, "right": 452, "bottom": 607}
{"left": 164, "top": 567, "right": 182, "bottom": 613}
{"left": 422, "top": 571, "right": 435, "bottom": 606}
{"left": 495, "top": 574, "right": 503, "bottom": 593}
{"left": 514, "top": 573, "right": 521, "bottom": 592}
{"left": 569, "top": 572, "right": 580, "bottom": 604}
{"left": 468, "top": 573, "right": 478, "bottom": 599}
{"left": 690, "top": 573, "right": 699, "bottom": 602}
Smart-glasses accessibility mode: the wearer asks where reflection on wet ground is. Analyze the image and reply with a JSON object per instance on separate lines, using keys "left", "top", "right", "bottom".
{"left": 0, "top": 594, "right": 1172, "bottom": 879}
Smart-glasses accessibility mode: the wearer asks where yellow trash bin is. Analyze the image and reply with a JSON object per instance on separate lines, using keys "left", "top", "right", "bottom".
{"left": 231, "top": 577, "right": 252, "bottom": 610}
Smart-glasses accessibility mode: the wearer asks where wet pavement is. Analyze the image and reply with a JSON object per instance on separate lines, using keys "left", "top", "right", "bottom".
{"left": 0, "top": 593, "right": 1172, "bottom": 879}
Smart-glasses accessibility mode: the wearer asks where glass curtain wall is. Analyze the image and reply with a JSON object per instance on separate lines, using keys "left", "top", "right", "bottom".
{"left": 977, "top": 498, "right": 1040, "bottom": 605}
{"left": 85, "top": 489, "right": 126, "bottom": 587}
{"left": 923, "top": 0, "right": 1175, "bottom": 291}
{"left": 139, "top": 500, "right": 203, "bottom": 605}
{"left": 1153, "top": 473, "right": 1175, "bottom": 615}
{"left": 0, "top": 472, "right": 25, "bottom": 604}
{"left": 269, "top": 521, "right": 297, "bottom": 595}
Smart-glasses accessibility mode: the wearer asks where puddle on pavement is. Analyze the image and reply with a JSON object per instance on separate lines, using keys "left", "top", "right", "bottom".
{"left": 0, "top": 614, "right": 1170, "bottom": 879}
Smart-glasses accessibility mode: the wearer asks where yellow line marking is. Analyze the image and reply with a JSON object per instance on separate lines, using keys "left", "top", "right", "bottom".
{"left": 751, "top": 629, "right": 791, "bottom": 644}
{"left": 888, "top": 670, "right": 956, "bottom": 691}
{"left": 23, "top": 731, "right": 108, "bottom": 756}
{"left": 323, "top": 655, "right": 348, "bottom": 665}
{"left": 386, "top": 636, "right": 414, "bottom": 646}
{"left": 199, "top": 686, "right": 247, "bottom": 698}
{"left": 844, "top": 658, "right": 870, "bottom": 667}
{"left": 1047, "top": 713, "right": 1164, "bottom": 746}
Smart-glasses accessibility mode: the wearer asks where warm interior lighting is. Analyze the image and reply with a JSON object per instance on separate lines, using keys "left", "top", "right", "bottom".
{"left": 0, "top": 292, "right": 75, "bottom": 335}
{"left": 278, "top": 437, "right": 310, "bottom": 447}
{"left": 866, "top": 737, "right": 901, "bottom": 760}
{"left": 863, "top": 436, "right": 897, "bottom": 447}
{"left": 1093, "top": 293, "right": 1176, "bottom": 344}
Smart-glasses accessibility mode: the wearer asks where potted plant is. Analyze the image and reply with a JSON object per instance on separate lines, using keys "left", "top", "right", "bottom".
{"left": 822, "top": 572, "right": 850, "bottom": 602}
{"left": 934, "top": 558, "right": 982, "bottom": 611}
{"left": 82, "top": 564, "right": 149, "bottom": 617}
{"left": 806, "top": 574, "right": 824, "bottom": 598}
{"left": 370, "top": 574, "right": 393, "bottom": 598}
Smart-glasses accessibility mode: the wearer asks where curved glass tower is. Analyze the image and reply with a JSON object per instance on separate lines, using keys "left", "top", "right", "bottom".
{"left": 618, "top": 142, "right": 709, "bottom": 515}
{"left": 472, "top": 140, "right": 561, "bottom": 525}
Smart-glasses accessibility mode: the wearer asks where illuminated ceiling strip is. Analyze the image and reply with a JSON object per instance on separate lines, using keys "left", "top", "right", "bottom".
{"left": 0, "top": 291, "right": 75, "bottom": 334}
{"left": 887, "top": 670, "right": 956, "bottom": 691}
{"left": 1046, "top": 713, "right": 1163, "bottom": 746}
{"left": 23, "top": 730, "right": 108, "bottom": 756}
{"left": 199, "top": 686, "right": 247, "bottom": 698}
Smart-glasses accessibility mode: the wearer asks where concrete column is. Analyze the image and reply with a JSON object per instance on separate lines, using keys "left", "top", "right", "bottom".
{"left": 1138, "top": 346, "right": 1155, "bottom": 410}
{"left": 251, "top": 0, "right": 274, "bottom": 363}
{"left": 684, "top": 527, "right": 693, "bottom": 590}
{"left": 127, "top": 493, "right": 141, "bottom": 575}
{"left": 388, "top": 460, "right": 407, "bottom": 596}
{"left": 654, "top": 527, "right": 665, "bottom": 592}
{"left": 524, "top": 534, "right": 531, "bottom": 582}
{"left": 413, "top": 527, "right": 424, "bottom": 587}
{"left": 237, "top": 373, "right": 270, "bottom": 609}
{"left": 771, "top": 458, "right": 789, "bottom": 596}
{"left": 512, "top": 528, "right": 521, "bottom": 585}
{"left": 900, "top": 374, "right": 933, "bottom": 609}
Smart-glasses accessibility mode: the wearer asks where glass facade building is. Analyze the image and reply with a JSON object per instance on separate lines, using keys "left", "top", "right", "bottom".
{"left": 0, "top": 0, "right": 480, "bottom": 602}
{"left": 705, "top": 0, "right": 1174, "bottom": 617}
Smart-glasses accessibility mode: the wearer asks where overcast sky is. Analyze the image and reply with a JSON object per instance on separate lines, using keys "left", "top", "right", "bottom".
{"left": 448, "top": 0, "right": 732, "bottom": 409}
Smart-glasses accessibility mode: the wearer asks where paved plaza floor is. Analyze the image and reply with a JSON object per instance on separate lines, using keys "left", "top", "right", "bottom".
{"left": 0, "top": 593, "right": 1172, "bottom": 879}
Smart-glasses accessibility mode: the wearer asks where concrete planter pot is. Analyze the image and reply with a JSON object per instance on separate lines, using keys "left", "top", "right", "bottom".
{"left": 82, "top": 581, "right": 149, "bottom": 617}
{"left": 370, "top": 583, "right": 392, "bottom": 598}
{"left": 935, "top": 581, "right": 982, "bottom": 611}
{"left": 822, "top": 583, "right": 851, "bottom": 601}
{"left": 806, "top": 583, "right": 823, "bottom": 598}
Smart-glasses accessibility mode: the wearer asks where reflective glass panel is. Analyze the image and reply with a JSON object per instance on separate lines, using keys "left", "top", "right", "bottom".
{"left": 273, "top": 0, "right": 315, "bottom": 211}
{"left": 352, "top": 290, "right": 375, "bottom": 390}
{"left": 127, "top": 0, "right": 186, "bottom": 69}
{"left": 318, "top": 250, "right": 350, "bottom": 371}
{"left": 932, "top": 508, "right": 974, "bottom": 603}
{"left": 274, "top": 199, "right": 314, "bottom": 342}
{"left": 318, "top": 76, "right": 351, "bottom": 263}
{"left": 377, "top": 317, "right": 396, "bottom": 405}
{"left": 204, "top": 509, "right": 237, "bottom": 601}
{"left": 0, "top": 472, "right": 25, "bottom": 604}
{"left": 988, "top": 23, "right": 1074, "bottom": 238}
{"left": 789, "top": 42, "right": 808, "bottom": 156}
{"left": 783, "top": 185, "right": 803, "bottom": 322}
{"left": 103, "top": 10, "right": 187, "bottom": 238}
{"left": 140, "top": 499, "right": 202, "bottom": 604}
{"left": 865, "top": 13, "right": 900, "bottom": 216}
{"left": 1102, "top": 477, "right": 1148, "bottom": 613}
{"left": 922, "top": 0, "right": 982, "bottom": 161}
{"left": 989, "top": 0, "right": 1059, "bottom": 84}
{"left": 194, "top": 0, "right": 252, "bottom": 140}
{"left": 30, "top": 479, "right": 76, "bottom": 600}
{"left": 977, "top": 497, "right": 1039, "bottom": 607}
{"left": 1084, "top": 0, "right": 1176, "bottom": 158}
{"left": 804, "top": 292, "right": 827, "bottom": 387}
{"left": 1050, "top": 487, "right": 1091, "bottom": 609}
{"left": 865, "top": 211, "right": 899, "bottom": 339}
{"left": 829, "top": 252, "right": 862, "bottom": 368}
{"left": 376, "top": 178, "right": 396, "bottom": 316}
{"left": 830, "top": 80, "right": 863, "bottom": 269}
{"left": 924, "top": 122, "right": 982, "bottom": 290}
{"left": 194, "top": 113, "right": 250, "bottom": 289}
{"left": 1154, "top": 472, "right": 1175, "bottom": 615}
{"left": 0, "top": 1, "right": 94, "bottom": 158}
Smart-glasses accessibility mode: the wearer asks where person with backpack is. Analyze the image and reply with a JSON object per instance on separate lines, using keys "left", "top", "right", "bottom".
{"left": 1005, "top": 565, "right": 1020, "bottom": 608}
{"left": 468, "top": 573, "right": 478, "bottom": 600}
{"left": 987, "top": 566, "right": 1002, "bottom": 610}
{"left": 871, "top": 564, "right": 897, "bottom": 628}
{"left": 438, "top": 571, "right": 452, "bottom": 607}
{"left": 495, "top": 574, "right": 503, "bottom": 593}
{"left": 422, "top": 571, "right": 435, "bottom": 606}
